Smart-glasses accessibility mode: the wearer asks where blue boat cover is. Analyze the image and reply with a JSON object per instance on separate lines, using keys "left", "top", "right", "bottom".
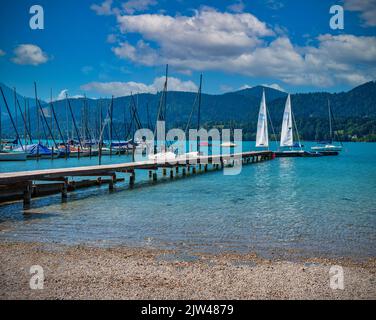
{"left": 14, "top": 143, "right": 52, "bottom": 155}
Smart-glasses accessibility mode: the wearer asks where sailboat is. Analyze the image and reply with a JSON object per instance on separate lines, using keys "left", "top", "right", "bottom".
{"left": 148, "top": 65, "right": 178, "bottom": 162}
{"left": 311, "top": 99, "right": 342, "bottom": 156}
{"left": 179, "top": 74, "right": 205, "bottom": 159}
{"left": 275, "top": 94, "right": 321, "bottom": 157}
{"left": 255, "top": 89, "right": 269, "bottom": 149}
{"left": 0, "top": 86, "right": 27, "bottom": 161}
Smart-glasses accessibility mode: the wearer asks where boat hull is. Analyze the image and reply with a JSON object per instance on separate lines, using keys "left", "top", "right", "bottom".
{"left": 275, "top": 151, "right": 322, "bottom": 158}
{"left": 311, "top": 145, "right": 342, "bottom": 156}
{"left": 317, "top": 151, "right": 339, "bottom": 156}
{"left": 0, "top": 152, "right": 27, "bottom": 161}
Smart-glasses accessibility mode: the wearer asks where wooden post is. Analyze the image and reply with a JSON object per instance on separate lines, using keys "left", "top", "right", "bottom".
{"left": 192, "top": 166, "right": 196, "bottom": 174}
{"left": 175, "top": 166, "right": 179, "bottom": 174}
{"left": 170, "top": 169, "right": 174, "bottom": 179}
{"left": 62, "top": 178, "right": 68, "bottom": 199}
{"left": 149, "top": 170, "right": 152, "bottom": 178}
{"left": 163, "top": 168, "right": 167, "bottom": 176}
{"left": 204, "top": 164, "right": 208, "bottom": 172}
{"left": 182, "top": 167, "right": 186, "bottom": 176}
{"left": 23, "top": 181, "right": 32, "bottom": 208}
{"left": 199, "top": 164, "right": 202, "bottom": 171}
{"left": 152, "top": 172, "right": 157, "bottom": 182}
{"left": 187, "top": 166, "right": 190, "bottom": 173}
{"left": 109, "top": 174, "right": 116, "bottom": 191}
{"left": 129, "top": 171, "right": 135, "bottom": 187}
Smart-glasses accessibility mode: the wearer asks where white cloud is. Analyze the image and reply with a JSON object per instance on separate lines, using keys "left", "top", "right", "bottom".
{"left": 11, "top": 44, "right": 49, "bottom": 66}
{"left": 344, "top": 0, "right": 376, "bottom": 27}
{"left": 81, "top": 76, "right": 198, "bottom": 97}
{"left": 0, "top": 49, "right": 5, "bottom": 56}
{"left": 106, "top": 33, "right": 117, "bottom": 43}
{"left": 265, "top": 0, "right": 284, "bottom": 10}
{"left": 227, "top": 0, "right": 245, "bottom": 13}
{"left": 113, "top": 40, "right": 159, "bottom": 66}
{"left": 90, "top": 0, "right": 114, "bottom": 16}
{"left": 115, "top": 9, "right": 274, "bottom": 61}
{"left": 110, "top": 8, "right": 376, "bottom": 88}
{"left": 262, "top": 83, "right": 285, "bottom": 92}
{"left": 55, "top": 89, "right": 84, "bottom": 101}
{"left": 239, "top": 84, "right": 252, "bottom": 90}
{"left": 239, "top": 83, "right": 286, "bottom": 92}
{"left": 122, "top": 0, "right": 157, "bottom": 14}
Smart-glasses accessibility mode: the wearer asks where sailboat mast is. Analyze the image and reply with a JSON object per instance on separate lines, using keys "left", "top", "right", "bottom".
{"left": 50, "top": 99, "right": 65, "bottom": 146}
{"left": 34, "top": 82, "right": 58, "bottom": 148}
{"left": 154, "top": 64, "right": 168, "bottom": 133}
{"left": 13, "top": 88, "right": 18, "bottom": 137}
{"left": 197, "top": 74, "right": 202, "bottom": 130}
{"left": 65, "top": 98, "right": 69, "bottom": 141}
{"left": 0, "top": 86, "right": 23, "bottom": 150}
{"left": 15, "top": 95, "right": 33, "bottom": 144}
{"left": 66, "top": 94, "right": 83, "bottom": 149}
{"left": 27, "top": 100, "right": 31, "bottom": 144}
{"left": 0, "top": 92, "right": 2, "bottom": 151}
{"left": 24, "top": 98, "right": 27, "bottom": 144}
{"left": 328, "top": 99, "right": 333, "bottom": 142}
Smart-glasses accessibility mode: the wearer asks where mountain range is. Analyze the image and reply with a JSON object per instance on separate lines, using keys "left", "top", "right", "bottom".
{"left": 1, "top": 81, "right": 376, "bottom": 142}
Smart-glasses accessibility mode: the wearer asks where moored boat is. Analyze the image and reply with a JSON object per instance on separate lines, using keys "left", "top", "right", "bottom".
{"left": 311, "top": 142, "right": 342, "bottom": 155}
{"left": 0, "top": 151, "right": 27, "bottom": 161}
{"left": 14, "top": 143, "right": 59, "bottom": 159}
{"left": 275, "top": 94, "right": 321, "bottom": 157}
{"left": 311, "top": 99, "right": 342, "bottom": 156}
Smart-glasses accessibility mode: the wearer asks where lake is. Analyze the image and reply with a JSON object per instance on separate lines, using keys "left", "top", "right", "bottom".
{"left": 0, "top": 142, "right": 375, "bottom": 260}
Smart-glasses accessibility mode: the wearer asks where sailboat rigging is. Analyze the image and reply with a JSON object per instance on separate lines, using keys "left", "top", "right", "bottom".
{"left": 311, "top": 99, "right": 342, "bottom": 155}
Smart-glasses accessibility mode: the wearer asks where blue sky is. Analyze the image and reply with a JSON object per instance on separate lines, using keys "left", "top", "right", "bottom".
{"left": 0, "top": 0, "right": 375, "bottom": 99}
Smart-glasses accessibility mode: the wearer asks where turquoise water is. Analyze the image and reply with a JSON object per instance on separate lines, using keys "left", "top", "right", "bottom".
{"left": 0, "top": 142, "right": 375, "bottom": 259}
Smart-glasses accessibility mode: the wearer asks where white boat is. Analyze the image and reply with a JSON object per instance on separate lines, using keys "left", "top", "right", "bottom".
{"left": 220, "top": 142, "right": 237, "bottom": 147}
{"left": 255, "top": 89, "right": 269, "bottom": 148}
{"left": 311, "top": 144, "right": 342, "bottom": 153}
{"left": 275, "top": 95, "right": 322, "bottom": 157}
{"left": 311, "top": 99, "right": 342, "bottom": 155}
{"left": 148, "top": 151, "right": 177, "bottom": 161}
{"left": 176, "top": 151, "right": 201, "bottom": 160}
{"left": 0, "top": 151, "right": 27, "bottom": 161}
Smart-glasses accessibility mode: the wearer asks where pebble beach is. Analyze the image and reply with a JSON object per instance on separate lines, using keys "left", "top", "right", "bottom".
{"left": 0, "top": 241, "right": 375, "bottom": 300}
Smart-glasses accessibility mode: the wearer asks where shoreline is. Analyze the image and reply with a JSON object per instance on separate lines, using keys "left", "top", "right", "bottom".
{"left": 0, "top": 241, "right": 375, "bottom": 299}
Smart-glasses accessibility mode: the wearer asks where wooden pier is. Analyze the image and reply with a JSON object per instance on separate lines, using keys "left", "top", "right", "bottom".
{"left": 0, "top": 151, "right": 274, "bottom": 207}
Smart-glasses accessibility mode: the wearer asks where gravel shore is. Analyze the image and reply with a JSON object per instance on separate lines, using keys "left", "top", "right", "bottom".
{"left": 0, "top": 241, "right": 375, "bottom": 299}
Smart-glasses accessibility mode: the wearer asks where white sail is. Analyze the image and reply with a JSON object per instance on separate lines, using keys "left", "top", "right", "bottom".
{"left": 280, "top": 94, "right": 293, "bottom": 147}
{"left": 256, "top": 90, "right": 269, "bottom": 147}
